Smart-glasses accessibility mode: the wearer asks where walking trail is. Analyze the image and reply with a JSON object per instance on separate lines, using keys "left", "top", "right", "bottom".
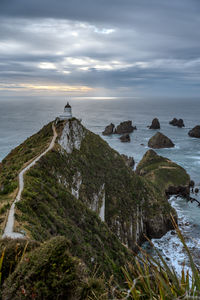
{"left": 3, "top": 123, "right": 57, "bottom": 239}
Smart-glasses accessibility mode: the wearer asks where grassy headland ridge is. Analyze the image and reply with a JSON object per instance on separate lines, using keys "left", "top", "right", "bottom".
{"left": 0, "top": 118, "right": 193, "bottom": 298}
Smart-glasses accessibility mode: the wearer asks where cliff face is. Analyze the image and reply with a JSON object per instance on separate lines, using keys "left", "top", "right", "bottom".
{"left": 0, "top": 119, "right": 187, "bottom": 279}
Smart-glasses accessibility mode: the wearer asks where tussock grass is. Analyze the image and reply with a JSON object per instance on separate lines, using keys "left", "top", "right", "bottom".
{"left": 113, "top": 216, "right": 200, "bottom": 299}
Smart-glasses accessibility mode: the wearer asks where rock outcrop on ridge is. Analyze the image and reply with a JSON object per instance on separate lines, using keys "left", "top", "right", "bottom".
{"left": 121, "top": 154, "right": 135, "bottom": 168}
{"left": 169, "top": 118, "right": 185, "bottom": 128}
{"left": 148, "top": 132, "right": 174, "bottom": 148}
{"left": 188, "top": 125, "right": 200, "bottom": 138}
{"left": 149, "top": 118, "right": 160, "bottom": 129}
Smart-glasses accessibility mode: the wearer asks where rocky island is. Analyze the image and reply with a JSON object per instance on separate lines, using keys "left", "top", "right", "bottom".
{"left": 188, "top": 125, "right": 200, "bottom": 138}
{"left": 149, "top": 118, "right": 160, "bottom": 129}
{"left": 169, "top": 118, "right": 185, "bottom": 128}
{"left": 148, "top": 132, "right": 175, "bottom": 148}
{"left": 0, "top": 117, "right": 191, "bottom": 298}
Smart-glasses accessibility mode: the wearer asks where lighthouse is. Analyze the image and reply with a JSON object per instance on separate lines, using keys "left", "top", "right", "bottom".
{"left": 59, "top": 102, "right": 72, "bottom": 120}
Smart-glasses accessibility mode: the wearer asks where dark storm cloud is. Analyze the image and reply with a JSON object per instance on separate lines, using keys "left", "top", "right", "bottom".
{"left": 1, "top": 0, "right": 200, "bottom": 96}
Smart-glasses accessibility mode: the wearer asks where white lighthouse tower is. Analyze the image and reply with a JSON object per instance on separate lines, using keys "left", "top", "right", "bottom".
{"left": 59, "top": 102, "right": 72, "bottom": 120}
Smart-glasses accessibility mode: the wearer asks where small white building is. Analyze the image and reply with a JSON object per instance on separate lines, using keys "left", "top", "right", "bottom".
{"left": 59, "top": 102, "right": 72, "bottom": 120}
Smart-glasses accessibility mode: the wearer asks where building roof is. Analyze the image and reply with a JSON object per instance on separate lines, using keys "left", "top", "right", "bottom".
{"left": 65, "top": 102, "right": 71, "bottom": 108}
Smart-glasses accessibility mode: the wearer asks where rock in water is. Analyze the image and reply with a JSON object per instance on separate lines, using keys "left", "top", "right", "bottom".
{"left": 169, "top": 118, "right": 185, "bottom": 128}
{"left": 102, "top": 123, "right": 115, "bottom": 135}
{"left": 115, "top": 120, "right": 136, "bottom": 134}
{"left": 148, "top": 132, "right": 174, "bottom": 149}
{"left": 149, "top": 118, "right": 160, "bottom": 129}
{"left": 120, "top": 134, "right": 130, "bottom": 142}
{"left": 188, "top": 125, "right": 200, "bottom": 138}
{"left": 189, "top": 180, "right": 195, "bottom": 187}
{"left": 176, "top": 119, "right": 185, "bottom": 127}
{"left": 121, "top": 154, "right": 135, "bottom": 168}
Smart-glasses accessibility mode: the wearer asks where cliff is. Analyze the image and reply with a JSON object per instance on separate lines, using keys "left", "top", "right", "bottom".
{"left": 0, "top": 118, "right": 189, "bottom": 290}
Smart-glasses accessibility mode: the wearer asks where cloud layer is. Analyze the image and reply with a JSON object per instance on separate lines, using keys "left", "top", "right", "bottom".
{"left": 1, "top": 0, "right": 200, "bottom": 97}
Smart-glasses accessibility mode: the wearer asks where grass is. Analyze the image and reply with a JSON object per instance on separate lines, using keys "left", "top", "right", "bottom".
{"left": 113, "top": 216, "right": 200, "bottom": 299}
{"left": 1, "top": 218, "right": 200, "bottom": 299}
{"left": 136, "top": 150, "right": 190, "bottom": 195}
{"left": 0, "top": 122, "right": 53, "bottom": 234}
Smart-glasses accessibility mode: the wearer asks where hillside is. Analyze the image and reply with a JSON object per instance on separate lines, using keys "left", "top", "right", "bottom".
{"left": 0, "top": 118, "right": 190, "bottom": 295}
{"left": 136, "top": 149, "right": 190, "bottom": 197}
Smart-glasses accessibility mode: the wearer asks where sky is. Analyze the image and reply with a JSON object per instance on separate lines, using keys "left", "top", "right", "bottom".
{"left": 1, "top": 0, "right": 200, "bottom": 98}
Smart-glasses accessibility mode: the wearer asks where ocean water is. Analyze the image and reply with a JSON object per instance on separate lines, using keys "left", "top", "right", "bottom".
{"left": 0, "top": 96, "right": 200, "bottom": 272}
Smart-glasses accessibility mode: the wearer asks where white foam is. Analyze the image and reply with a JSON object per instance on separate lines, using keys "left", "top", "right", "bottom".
{"left": 152, "top": 196, "right": 196, "bottom": 276}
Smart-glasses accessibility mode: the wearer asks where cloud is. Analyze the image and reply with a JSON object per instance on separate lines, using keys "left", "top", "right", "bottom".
{"left": 1, "top": 1, "right": 200, "bottom": 96}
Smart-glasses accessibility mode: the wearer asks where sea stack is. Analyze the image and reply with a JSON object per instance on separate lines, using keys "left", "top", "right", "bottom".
{"left": 115, "top": 121, "right": 136, "bottom": 134}
{"left": 188, "top": 125, "right": 200, "bottom": 138}
{"left": 148, "top": 132, "right": 174, "bottom": 149}
{"left": 102, "top": 123, "right": 115, "bottom": 135}
{"left": 120, "top": 134, "right": 130, "bottom": 142}
{"left": 149, "top": 118, "right": 160, "bottom": 129}
{"left": 169, "top": 118, "right": 185, "bottom": 128}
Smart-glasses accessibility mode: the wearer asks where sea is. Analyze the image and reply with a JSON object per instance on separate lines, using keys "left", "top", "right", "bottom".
{"left": 0, "top": 96, "right": 200, "bottom": 274}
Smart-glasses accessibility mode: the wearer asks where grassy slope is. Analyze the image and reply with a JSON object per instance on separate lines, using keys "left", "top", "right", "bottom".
{"left": 136, "top": 149, "right": 190, "bottom": 194}
{"left": 15, "top": 148, "right": 134, "bottom": 280}
{"left": 11, "top": 120, "right": 174, "bottom": 279}
{"left": 0, "top": 123, "right": 53, "bottom": 234}
{"left": 2, "top": 236, "right": 107, "bottom": 300}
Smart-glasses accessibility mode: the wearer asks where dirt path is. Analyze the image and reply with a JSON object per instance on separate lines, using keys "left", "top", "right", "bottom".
{"left": 3, "top": 123, "right": 57, "bottom": 239}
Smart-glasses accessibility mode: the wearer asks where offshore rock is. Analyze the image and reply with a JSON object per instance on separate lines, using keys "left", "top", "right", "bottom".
{"left": 169, "top": 118, "right": 185, "bottom": 128}
{"left": 102, "top": 123, "right": 115, "bottom": 135}
{"left": 121, "top": 154, "right": 135, "bottom": 168}
{"left": 148, "top": 132, "right": 174, "bottom": 149}
{"left": 149, "top": 118, "right": 160, "bottom": 129}
{"left": 188, "top": 125, "right": 200, "bottom": 138}
{"left": 115, "top": 121, "right": 136, "bottom": 134}
{"left": 190, "top": 180, "right": 195, "bottom": 187}
{"left": 120, "top": 134, "right": 130, "bottom": 142}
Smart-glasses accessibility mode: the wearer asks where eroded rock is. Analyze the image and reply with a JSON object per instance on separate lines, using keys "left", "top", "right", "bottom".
{"left": 149, "top": 118, "right": 160, "bottom": 129}
{"left": 188, "top": 125, "right": 200, "bottom": 138}
{"left": 102, "top": 123, "right": 115, "bottom": 135}
{"left": 121, "top": 154, "right": 135, "bottom": 168}
{"left": 58, "top": 119, "right": 86, "bottom": 153}
{"left": 169, "top": 118, "right": 185, "bottom": 128}
{"left": 120, "top": 134, "right": 130, "bottom": 142}
{"left": 148, "top": 132, "right": 174, "bottom": 149}
{"left": 115, "top": 121, "right": 136, "bottom": 134}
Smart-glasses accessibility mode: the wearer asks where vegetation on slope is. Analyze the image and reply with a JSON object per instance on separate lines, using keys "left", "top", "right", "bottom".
{"left": 2, "top": 236, "right": 107, "bottom": 300}
{"left": 1, "top": 223, "right": 200, "bottom": 299}
{"left": 15, "top": 153, "right": 134, "bottom": 280}
{"left": 13, "top": 120, "right": 175, "bottom": 275}
{"left": 0, "top": 119, "right": 197, "bottom": 299}
{"left": 0, "top": 119, "right": 191, "bottom": 296}
{"left": 0, "top": 123, "right": 53, "bottom": 233}
{"left": 136, "top": 149, "right": 190, "bottom": 195}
